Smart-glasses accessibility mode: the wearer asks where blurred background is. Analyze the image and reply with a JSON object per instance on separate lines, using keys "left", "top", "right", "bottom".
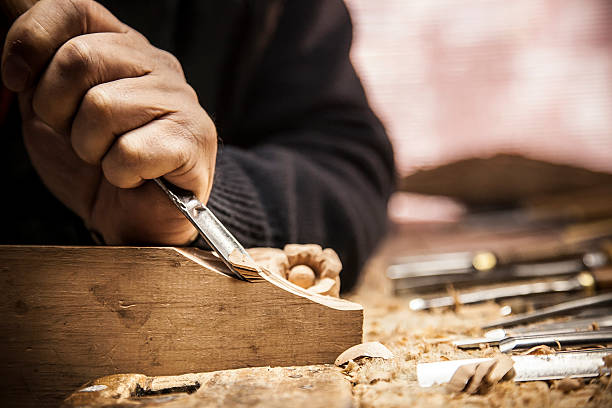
{"left": 345, "top": 0, "right": 612, "bottom": 224}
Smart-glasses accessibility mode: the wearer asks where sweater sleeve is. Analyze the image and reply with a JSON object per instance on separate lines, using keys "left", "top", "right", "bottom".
{"left": 205, "top": 0, "right": 395, "bottom": 291}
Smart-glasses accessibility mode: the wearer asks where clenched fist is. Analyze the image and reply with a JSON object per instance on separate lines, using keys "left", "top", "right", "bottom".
{"left": 1, "top": 0, "right": 217, "bottom": 245}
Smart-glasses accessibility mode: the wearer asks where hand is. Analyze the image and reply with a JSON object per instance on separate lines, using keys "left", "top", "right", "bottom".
{"left": 1, "top": 0, "right": 217, "bottom": 245}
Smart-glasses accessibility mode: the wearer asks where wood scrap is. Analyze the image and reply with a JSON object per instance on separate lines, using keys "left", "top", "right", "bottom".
{"left": 553, "top": 378, "right": 584, "bottom": 393}
{"left": 335, "top": 342, "right": 394, "bottom": 366}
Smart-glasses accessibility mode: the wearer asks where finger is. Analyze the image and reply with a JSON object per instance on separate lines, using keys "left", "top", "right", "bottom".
{"left": 100, "top": 114, "right": 216, "bottom": 200}
{"left": 2, "top": 0, "right": 127, "bottom": 92}
{"left": 71, "top": 75, "right": 192, "bottom": 165}
{"left": 33, "top": 31, "right": 154, "bottom": 133}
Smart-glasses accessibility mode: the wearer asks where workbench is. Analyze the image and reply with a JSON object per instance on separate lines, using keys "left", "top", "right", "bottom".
{"left": 5, "top": 221, "right": 612, "bottom": 407}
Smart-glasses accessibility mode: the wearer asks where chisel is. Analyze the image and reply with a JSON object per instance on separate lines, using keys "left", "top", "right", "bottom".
{"left": 483, "top": 292, "right": 612, "bottom": 329}
{"left": 454, "top": 314, "right": 612, "bottom": 349}
{"left": 498, "top": 328, "right": 612, "bottom": 352}
{"left": 410, "top": 267, "right": 612, "bottom": 310}
{"left": 390, "top": 251, "right": 608, "bottom": 294}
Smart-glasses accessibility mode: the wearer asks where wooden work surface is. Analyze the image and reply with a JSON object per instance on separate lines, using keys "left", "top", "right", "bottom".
{"left": 59, "top": 221, "right": 612, "bottom": 407}
{"left": 0, "top": 246, "right": 362, "bottom": 407}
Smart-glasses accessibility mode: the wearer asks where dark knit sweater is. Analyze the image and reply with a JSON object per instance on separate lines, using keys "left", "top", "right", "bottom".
{"left": 0, "top": 0, "right": 395, "bottom": 292}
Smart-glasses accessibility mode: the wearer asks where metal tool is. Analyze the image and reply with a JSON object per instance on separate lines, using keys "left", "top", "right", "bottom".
{"left": 155, "top": 178, "right": 263, "bottom": 282}
{"left": 417, "top": 348, "right": 612, "bottom": 387}
{"left": 410, "top": 266, "right": 612, "bottom": 310}
{"left": 409, "top": 275, "right": 591, "bottom": 311}
{"left": 498, "top": 328, "right": 612, "bottom": 352}
{"left": 389, "top": 250, "right": 608, "bottom": 294}
{"left": 483, "top": 292, "right": 612, "bottom": 329}
{"left": 454, "top": 315, "right": 612, "bottom": 349}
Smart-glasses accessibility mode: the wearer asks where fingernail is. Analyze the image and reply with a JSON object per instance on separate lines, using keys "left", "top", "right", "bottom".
{"left": 2, "top": 55, "right": 30, "bottom": 92}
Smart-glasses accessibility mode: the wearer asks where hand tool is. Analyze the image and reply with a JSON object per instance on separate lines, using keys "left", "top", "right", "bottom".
{"left": 483, "top": 292, "right": 612, "bottom": 329}
{"left": 409, "top": 266, "right": 612, "bottom": 310}
{"left": 454, "top": 314, "right": 612, "bottom": 349}
{"left": 154, "top": 179, "right": 263, "bottom": 281}
{"left": 417, "top": 348, "right": 612, "bottom": 387}
{"left": 498, "top": 328, "right": 612, "bottom": 352}
{"left": 389, "top": 250, "right": 608, "bottom": 293}
{"left": 1, "top": 1, "right": 264, "bottom": 283}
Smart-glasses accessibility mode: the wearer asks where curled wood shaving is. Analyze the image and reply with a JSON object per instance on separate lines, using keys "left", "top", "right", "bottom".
{"left": 446, "top": 355, "right": 515, "bottom": 395}
{"left": 335, "top": 342, "right": 394, "bottom": 366}
{"left": 247, "top": 248, "right": 289, "bottom": 278}
{"left": 521, "top": 345, "right": 557, "bottom": 355}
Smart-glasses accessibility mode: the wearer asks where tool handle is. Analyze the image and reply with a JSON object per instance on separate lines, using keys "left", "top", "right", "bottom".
{"left": 1, "top": 0, "right": 36, "bottom": 20}
{"left": 593, "top": 266, "right": 612, "bottom": 289}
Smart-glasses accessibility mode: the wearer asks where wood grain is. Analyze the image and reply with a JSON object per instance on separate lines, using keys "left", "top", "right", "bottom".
{"left": 0, "top": 245, "right": 363, "bottom": 407}
{"left": 61, "top": 365, "right": 354, "bottom": 408}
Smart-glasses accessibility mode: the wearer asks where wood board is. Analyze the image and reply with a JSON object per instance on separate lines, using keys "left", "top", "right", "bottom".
{"left": 0, "top": 245, "right": 363, "bottom": 407}
{"left": 61, "top": 365, "right": 354, "bottom": 408}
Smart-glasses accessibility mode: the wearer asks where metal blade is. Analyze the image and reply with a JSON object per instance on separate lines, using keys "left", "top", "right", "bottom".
{"left": 499, "top": 328, "right": 612, "bottom": 352}
{"left": 154, "top": 178, "right": 263, "bottom": 282}
{"left": 483, "top": 292, "right": 612, "bottom": 329}
{"left": 409, "top": 277, "right": 586, "bottom": 311}
{"left": 454, "top": 315, "right": 612, "bottom": 349}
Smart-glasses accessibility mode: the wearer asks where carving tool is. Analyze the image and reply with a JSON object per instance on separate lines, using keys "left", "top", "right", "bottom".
{"left": 417, "top": 348, "right": 612, "bottom": 387}
{"left": 389, "top": 250, "right": 608, "bottom": 293}
{"left": 454, "top": 314, "right": 612, "bottom": 349}
{"left": 155, "top": 179, "right": 263, "bottom": 282}
{"left": 409, "top": 266, "right": 612, "bottom": 310}
{"left": 498, "top": 328, "right": 612, "bottom": 352}
{"left": 483, "top": 292, "right": 612, "bottom": 329}
{"left": 1, "top": 1, "right": 263, "bottom": 282}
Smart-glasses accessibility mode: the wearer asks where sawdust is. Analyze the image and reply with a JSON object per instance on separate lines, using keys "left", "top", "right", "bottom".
{"left": 342, "top": 246, "right": 612, "bottom": 408}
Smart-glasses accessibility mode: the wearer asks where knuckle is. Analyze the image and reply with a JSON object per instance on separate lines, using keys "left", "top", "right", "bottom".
{"left": 157, "top": 50, "right": 184, "bottom": 75}
{"left": 113, "top": 137, "right": 143, "bottom": 171}
{"left": 81, "top": 86, "right": 113, "bottom": 123}
{"left": 54, "top": 37, "right": 93, "bottom": 78}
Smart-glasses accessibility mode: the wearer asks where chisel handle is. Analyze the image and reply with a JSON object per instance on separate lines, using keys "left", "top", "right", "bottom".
{"left": 592, "top": 266, "right": 612, "bottom": 289}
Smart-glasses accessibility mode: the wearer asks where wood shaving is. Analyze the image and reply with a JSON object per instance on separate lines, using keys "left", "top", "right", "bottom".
{"left": 553, "top": 378, "right": 584, "bottom": 392}
{"left": 335, "top": 342, "right": 394, "bottom": 366}
{"left": 521, "top": 345, "right": 557, "bottom": 355}
{"left": 247, "top": 247, "right": 289, "bottom": 278}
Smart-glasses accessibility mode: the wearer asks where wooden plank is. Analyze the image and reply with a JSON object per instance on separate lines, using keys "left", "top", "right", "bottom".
{"left": 0, "top": 245, "right": 363, "bottom": 407}
{"left": 61, "top": 365, "right": 354, "bottom": 408}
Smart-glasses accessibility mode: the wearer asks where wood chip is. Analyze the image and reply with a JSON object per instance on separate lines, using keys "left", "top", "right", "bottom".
{"left": 446, "top": 362, "right": 479, "bottom": 393}
{"left": 465, "top": 359, "right": 498, "bottom": 394}
{"left": 553, "top": 377, "right": 584, "bottom": 392}
{"left": 334, "top": 342, "right": 394, "bottom": 366}
{"left": 309, "top": 277, "right": 340, "bottom": 297}
{"left": 484, "top": 354, "right": 515, "bottom": 385}
{"left": 446, "top": 355, "right": 515, "bottom": 395}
